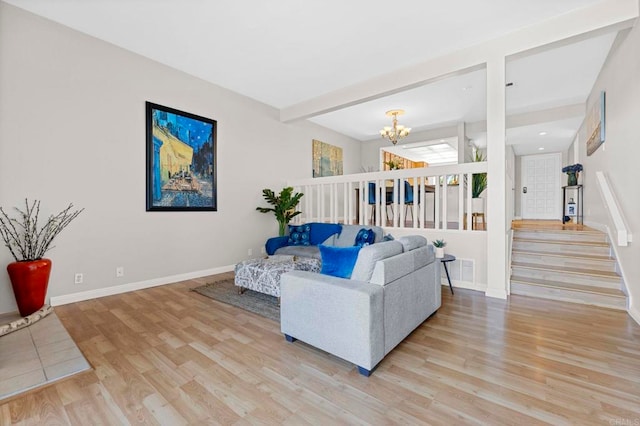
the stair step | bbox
[511,249,613,262]
[511,262,621,289]
[513,229,608,243]
[510,276,626,310]
[511,262,620,280]
[513,237,609,247]
[511,250,616,272]
[512,238,610,256]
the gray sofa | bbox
[273,224,384,259]
[280,235,441,376]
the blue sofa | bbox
[265,223,384,259]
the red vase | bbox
[7,259,52,317]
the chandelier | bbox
[379,109,411,145]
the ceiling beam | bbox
[280,0,638,123]
[361,103,586,144]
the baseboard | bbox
[584,220,606,233]
[441,280,486,293]
[50,264,235,306]
[628,303,640,326]
[485,288,508,299]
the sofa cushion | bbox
[397,235,427,252]
[319,245,361,279]
[354,228,375,247]
[275,245,321,259]
[370,246,432,285]
[288,224,311,246]
[350,241,403,282]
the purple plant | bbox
[562,163,583,173]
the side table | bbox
[440,254,455,294]
[562,184,583,224]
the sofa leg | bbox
[284,334,296,343]
[238,287,246,295]
[357,366,372,377]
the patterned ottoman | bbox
[234,255,321,298]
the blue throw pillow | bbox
[354,228,375,247]
[319,245,361,279]
[288,224,311,246]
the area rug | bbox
[191,278,280,322]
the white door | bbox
[521,153,561,220]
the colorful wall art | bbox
[312,139,343,177]
[585,91,606,156]
[146,102,217,211]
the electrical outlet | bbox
[261,247,266,254]
[116,267,124,277]
[74,273,83,284]
[248,248,253,256]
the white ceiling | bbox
[310,31,616,156]
[309,69,488,141]
[4,0,618,157]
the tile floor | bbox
[0,312,91,401]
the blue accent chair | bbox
[403,180,415,221]
[367,182,394,223]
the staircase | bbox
[510,227,627,310]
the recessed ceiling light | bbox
[539,131,547,136]
[538,147,545,150]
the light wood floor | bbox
[2,271,640,425]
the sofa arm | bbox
[280,270,385,371]
[265,236,289,255]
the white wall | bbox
[580,23,640,318]
[0,4,361,314]
[385,227,487,292]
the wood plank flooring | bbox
[2,271,640,425]
[511,219,592,232]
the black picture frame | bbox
[146,102,217,211]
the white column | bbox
[486,55,508,299]
[457,122,467,164]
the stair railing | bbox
[286,162,487,232]
[595,171,632,246]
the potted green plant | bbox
[433,239,446,258]
[0,199,83,316]
[384,158,404,170]
[472,150,487,213]
[256,187,304,237]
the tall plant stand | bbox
[562,184,583,225]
